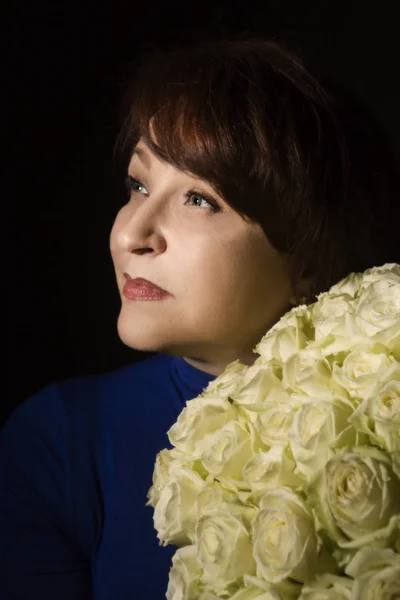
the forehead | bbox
[131,144,153,169]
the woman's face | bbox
[110,137,296,376]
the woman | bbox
[1,35,398,599]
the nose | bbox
[114,197,168,256]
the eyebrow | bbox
[132,146,151,169]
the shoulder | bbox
[57,352,171,403]
[3,353,164,427]
[0,382,71,544]
[0,353,174,556]
[2,353,172,452]
[1,352,173,469]
[54,352,173,428]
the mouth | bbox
[123,273,170,294]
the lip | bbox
[123,273,169,293]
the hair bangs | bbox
[116,44,279,222]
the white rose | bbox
[354,279,400,360]
[199,420,256,484]
[324,271,364,298]
[202,359,248,399]
[310,264,400,359]
[195,481,238,521]
[243,574,302,599]
[312,293,357,340]
[229,585,292,600]
[153,465,206,545]
[358,263,400,291]
[308,446,400,551]
[230,587,279,600]
[230,363,283,407]
[374,320,400,361]
[354,278,400,337]
[166,545,203,600]
[249,390,300,448]
[254,305,313,363]
[289,396,365,481]
[331,351,395,401]
[243,445,303,492]
[297,573,353,599]
[316,263,399,303]
[282,347,333,400]
[345,548,400,599]
[311,294,367,357]
[231,370,297,418]
[349,363,400,453]
[195,507,257,592]
[168,395,236,457]
[147,447,195,507]
[251,487,333,583]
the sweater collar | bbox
[169,355,217,405]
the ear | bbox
[288,276,314,306]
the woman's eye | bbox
[183,190,220,214]
[123,175,221,214]
[124,175,147,197]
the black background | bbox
[5,0,400,428]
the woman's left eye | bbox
[183,190,221,214]
[123,175,221,214]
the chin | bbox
[117,319,156,352]
[116,313,171,354]
[115,306,209,357]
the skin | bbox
[110,134,309,377]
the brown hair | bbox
[115,34,399,305]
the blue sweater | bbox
[0,353,216,599]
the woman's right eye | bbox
[124,175,147,197]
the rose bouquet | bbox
[147,263,400,599]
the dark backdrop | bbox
[5,0,400,428]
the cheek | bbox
[192,241,290,319]
[182,246,259,315]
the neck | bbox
[181,352,260,377]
